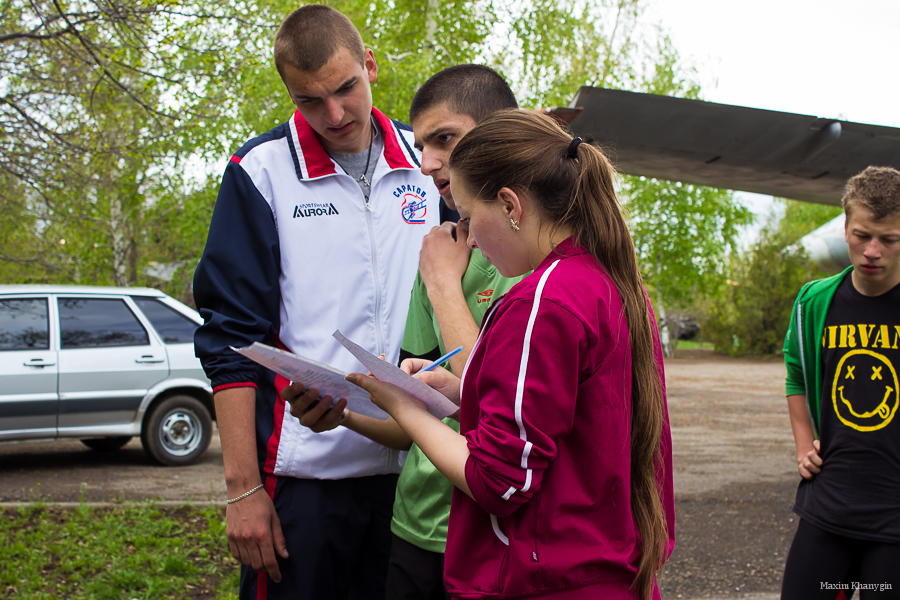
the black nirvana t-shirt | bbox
[794,275,900,542]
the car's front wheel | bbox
[141,395,212,466]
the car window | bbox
[0,298,49,351]
[58,298,149,348]
[132,297,198,344]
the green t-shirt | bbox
[392,249,526,552]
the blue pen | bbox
[421,345,464,372]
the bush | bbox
[703,230,816,357]
[702,199,842,357]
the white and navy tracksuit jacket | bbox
[193,108,440,480]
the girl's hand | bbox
[399,358,462,405]
[346,373,426,418]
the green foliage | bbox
[363,0,493,120]
[485,0,685,109]
[0,503,238,599]
[626,177,754,309]
[1,0,264,290]
[0,176,46,283]
[140,176,221,305]
[775,198,844,246]
[615,33,752,351]
[2,0,733,304]
[703,208,821,357]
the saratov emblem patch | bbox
[395,184,428,224]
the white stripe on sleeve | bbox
[506,259,560,500]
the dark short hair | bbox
[409,64,518,125]
[842,166,900,220]
[274,5,365,76]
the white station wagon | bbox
[0,285,214,465]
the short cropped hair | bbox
[409,64,518,125]
[274,5,365,76]
[842,166,900,220]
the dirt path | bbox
[667,351,797,496]
[659,349,798,599]
[0,430,226,503]
[0,349,801,599]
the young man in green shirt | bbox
[285,65,522,599]
[781,166,900,598]
[387,65,523,600]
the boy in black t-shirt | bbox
[782,166,900,599]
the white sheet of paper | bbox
[231,343,388,419]
[332,330,459,419]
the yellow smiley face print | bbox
[832,349,899,432]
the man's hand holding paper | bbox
[235,336,458,426]
[232,342,388,419]
[282,382,347,433]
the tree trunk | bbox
[110,194,128,287]
[424,0,439,64]
[656,253,672,357]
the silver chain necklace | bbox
[358,118,375,189]
[326,116,377,192]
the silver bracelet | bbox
[227,484,265,505]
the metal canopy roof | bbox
[566,87,900,206]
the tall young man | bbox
[781,166,900,599]
[192,6,439,599]
[286,65,523,599]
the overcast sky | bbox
[646,0,899,127]
[643,0,899,240]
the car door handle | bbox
[24,359,55,367]
[135,356,165,364]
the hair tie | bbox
[567,137,583,159]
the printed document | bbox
[231,343,388,419]
[333,330,459,419]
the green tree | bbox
[3,0,721,306]
[612,38,753,355]
[704,236,814,357]
[777,198,844,245]
[487,0,648,108]
[702,200,835,357]
[0,174,48,282]
[0,0,264,288]
[626,177,753,354]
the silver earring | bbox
[509,218,520,231]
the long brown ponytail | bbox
[449,109,668,600]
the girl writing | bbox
[347,109,675,599]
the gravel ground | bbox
[659,349,797,600]
[0,348,800,600]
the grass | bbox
[675,340,714,350]
[0,500,240,599]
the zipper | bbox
[796,303,818,437]
[363,180,385,357]
[351,173,390,471]
[330,166,385,358]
